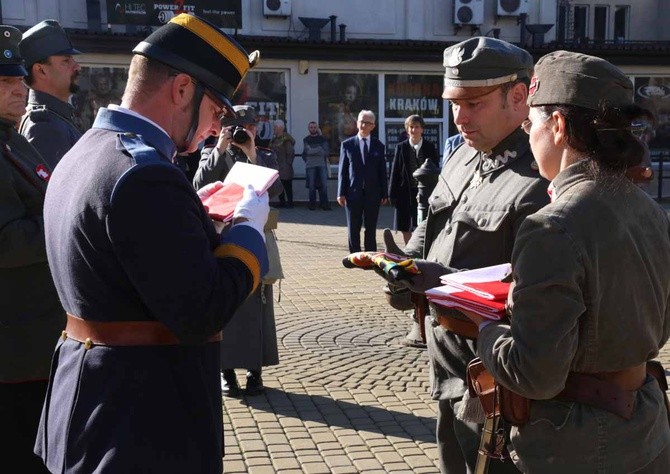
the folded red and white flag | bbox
[439,263,511,300]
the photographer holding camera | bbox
[194,105,282,196]
[193,104,283,396]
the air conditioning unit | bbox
[454,0,484,25]
[264,0,291,18]
[497,0,530,16]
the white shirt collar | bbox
[108,104,171,140]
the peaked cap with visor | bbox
[133,13,259,118]
[442,37,533,101]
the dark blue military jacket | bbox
[35,107,267,474]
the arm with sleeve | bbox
[107,163,267,344]
[0,159,48,268]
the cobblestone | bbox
[222,204,670,473]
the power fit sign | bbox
[107,1,242,28]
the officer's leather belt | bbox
[556,363,648,420]
[63,313,222,347]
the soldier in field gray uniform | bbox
[381,37,550,473]
[18,20,82,168]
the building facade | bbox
[3,0,670,193]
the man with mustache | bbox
[18,20,82,168]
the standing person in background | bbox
[35,14,268,473]
[0,25,64,474]
[337,110,388,252]
[303,120,331,210]
[271,119,295,208]
[440,132,464,168]
[194,104,282,397]
[464,50,670,473]
[388,114,439,244]
[18,20,82,168]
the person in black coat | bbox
[388,115,439,243]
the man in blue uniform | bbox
[35,14,267,474]
[18,20,82,168]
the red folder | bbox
[201,183,245,222]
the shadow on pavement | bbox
[241,388,435,443]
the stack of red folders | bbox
[425,263,511,321]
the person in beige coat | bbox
[465,51,670,473]
[270,119,295,208]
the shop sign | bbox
[385,75,443,119]
[107,1,242,28]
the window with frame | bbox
[614,5,629,42]
[574,5,589,41]
[593,5,608,41]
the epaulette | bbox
[26,105,50,123]
[118,132,162,165]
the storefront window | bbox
[385,122,442,158]
[233,71,288,147]
[634,77,670,148]
[318,73,379,154]
[384,74,444,156]
[72,67,128,132]
[384,74,443,119]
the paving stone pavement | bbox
[221,203,670,474]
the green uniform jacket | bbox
[404,128,550,400]
[478,160,670,473]
[0,120,65,382]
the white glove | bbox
[232,184,269,239]
[196,181,224,201]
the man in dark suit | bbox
[337,110,388,252]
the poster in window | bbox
[232,71,288,147]
[72,67,128,132]
[634,77,670,148]
[384,74,443,119]
[385,122,442,157]
[318,73,379,155]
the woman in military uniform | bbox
[466,51,670,472]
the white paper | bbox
[222,161,279,195]
[440,263,511,285]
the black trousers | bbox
[0,380,50,473]
[344,193,381,253]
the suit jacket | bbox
[337,135,387,203]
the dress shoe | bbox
[245,370,265,395]
[220,369,241,397]
[308,204,316,210]
[321,204,332,211]
[287,203,294,208]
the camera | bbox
[232,126,249,144]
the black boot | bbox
[221,369,241,397]
[245,370,265,395]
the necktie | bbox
[362,138,369,164]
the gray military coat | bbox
[404,128,550,400]
[194,145,282,370]
[0,120,65,382]
[478,160,670,473]
[19,89,82,169]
